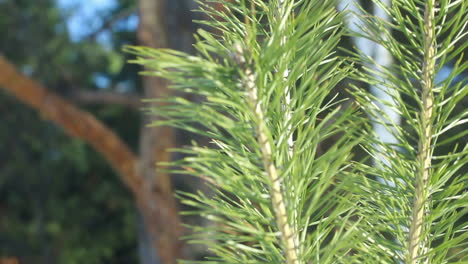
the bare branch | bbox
[69,90,142,109]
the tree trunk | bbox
[136,0,184,263]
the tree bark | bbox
[136,0,184,264]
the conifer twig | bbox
[278,0,294,158]
[233,43,300,264]
[407,1,436,262]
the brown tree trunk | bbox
[136,0,184,264]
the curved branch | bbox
[0,55,142,197]
[69,90,142,109]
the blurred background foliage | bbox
[0,0,141,263]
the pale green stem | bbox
[233,43,300,264]
[279,0,293,159]
[277,0,298,251]
[407,1,436,263]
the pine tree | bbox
[126,0,467,263]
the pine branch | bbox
[351,0,467,262]
[233,42,299,264]
[127,1,369,263]
[407,1,436,262]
